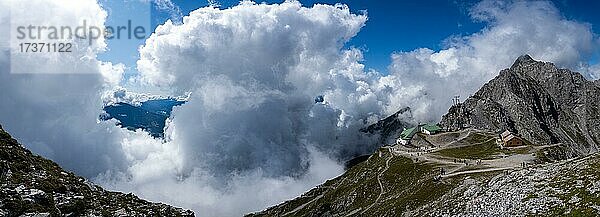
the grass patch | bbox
[435,139,501,160]
[465,132,493,144]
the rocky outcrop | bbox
[360,107,414,144]
[440,55,600,156]
[0,124,194,216]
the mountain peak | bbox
[441,57,600,157]
[517,54,534,62]
[511,54,536,68]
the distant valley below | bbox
[100,99,186,138]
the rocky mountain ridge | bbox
[440,55,600,157]
[0,124,194,216]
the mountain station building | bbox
[501,130,524,147]
[396,123,443,145]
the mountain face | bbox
[0,124,194,216]
[360,107,414,144]
[440,55,600,157]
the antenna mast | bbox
[452,95,460,106]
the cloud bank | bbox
[102,86,190,106]
[136,1,383,169]
[113,2,385,215]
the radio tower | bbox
[452,95,460,106]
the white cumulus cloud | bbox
[108,1,384,215]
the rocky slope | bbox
[0,124,194,216]
[248,145,600,217]
[440,55,600,156]
[419,153,600,216]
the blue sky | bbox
[99,0,600,82]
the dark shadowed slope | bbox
[360,107,414,145]
[0,124,194,216]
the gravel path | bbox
[361,148,393,215]
[442,167,513,178]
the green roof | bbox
[400,127,418,140]
[422,124,442,132]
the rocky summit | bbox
[0,124,194,217]
[248,56,600,217]
[440,55,600,157]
